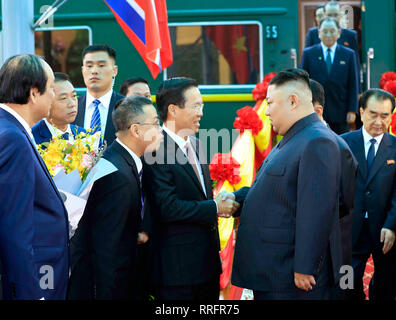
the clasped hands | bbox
[214,191,240,218]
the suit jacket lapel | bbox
[190,137,212,199]
[104,92,118,143]
[75,94,86,128]
[366,133,392,185]
[315,45,328,78]
[350,130,368,180]
[39,120,51,140]
[164,132,207,198]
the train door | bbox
[298,1,362,73]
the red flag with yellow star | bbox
[205,25,257,84]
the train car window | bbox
[34,26,92,88]
[166,22,262,86]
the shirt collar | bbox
[44,118,72,137]
[162,124,191,151]
[320,41,337,55]
[86,89,113,109]
[116,138,142,173]
[362,126,384,146]
[0,103,34,139]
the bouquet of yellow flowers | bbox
[37,131,118,238]
[37,131,102,182]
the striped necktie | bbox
[90,99,101,134]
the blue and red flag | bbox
[104,0,173,79]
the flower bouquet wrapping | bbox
[37,131,118,237]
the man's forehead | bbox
[83,51,113,62]
[367,97,393,113]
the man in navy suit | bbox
[341,89,396,300]
[301,17,359,134]
[305,2,358,52]
[231,69,343,300]
[73,44,124,146]
[0,54,69,300]
[33,72,85,146]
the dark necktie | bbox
[61,132,69,140]
[367,138,376,173]
[325,48,332,75]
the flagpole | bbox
[1,0,34,64]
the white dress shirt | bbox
[162,125,208,197]
[320,41,337,63]
[83,89,113,138]
[362,126,383,158]
[0,103,35,142]
[44,119,74,142]
[116,138,142,174]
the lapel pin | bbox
[387,159,395,165]
[340,61,346,65]
[318,56,322,60]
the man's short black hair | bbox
[269,68,311,90]
[309,79,325,107]
[120,77,150,96]
[0,54,48,105]
[319,17,341,29]
[82,44,117,62]
[54,72,71,83]
[359,88,395,113]
[112,96,153,132]
[156,77,198,122]
[315,5,325,15]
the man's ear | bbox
[129,123,140,138]
[113,65,118,78]
[289,94,299,109]
[29,87,40,104]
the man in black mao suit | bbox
[341,89,396,300]
[73,44,124,146]
[143,77,239,300]
[310,78,358,272]
[68,96,163,299]
[301,18,359,134]
[231,69,343,300]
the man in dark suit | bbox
[143,77,239,300]
[305,2,358,52]
[231,69,343,300]
[0,54,69,300]
[73,44,124,146]
[68,96,163,299]
[33,72,85,146]
[341,89,396,300]
[301,17,359,134]
[310,79,358,272]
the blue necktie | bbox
[325,48,332,75]
[90,99,101,134]
[367,138,376,173]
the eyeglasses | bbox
[129,121,162,129]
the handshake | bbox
[214,191,240,218]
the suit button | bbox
[366,191,370,195]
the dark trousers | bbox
[155,277,220,300]
[349,219,396,300]
[253,286,335,300]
